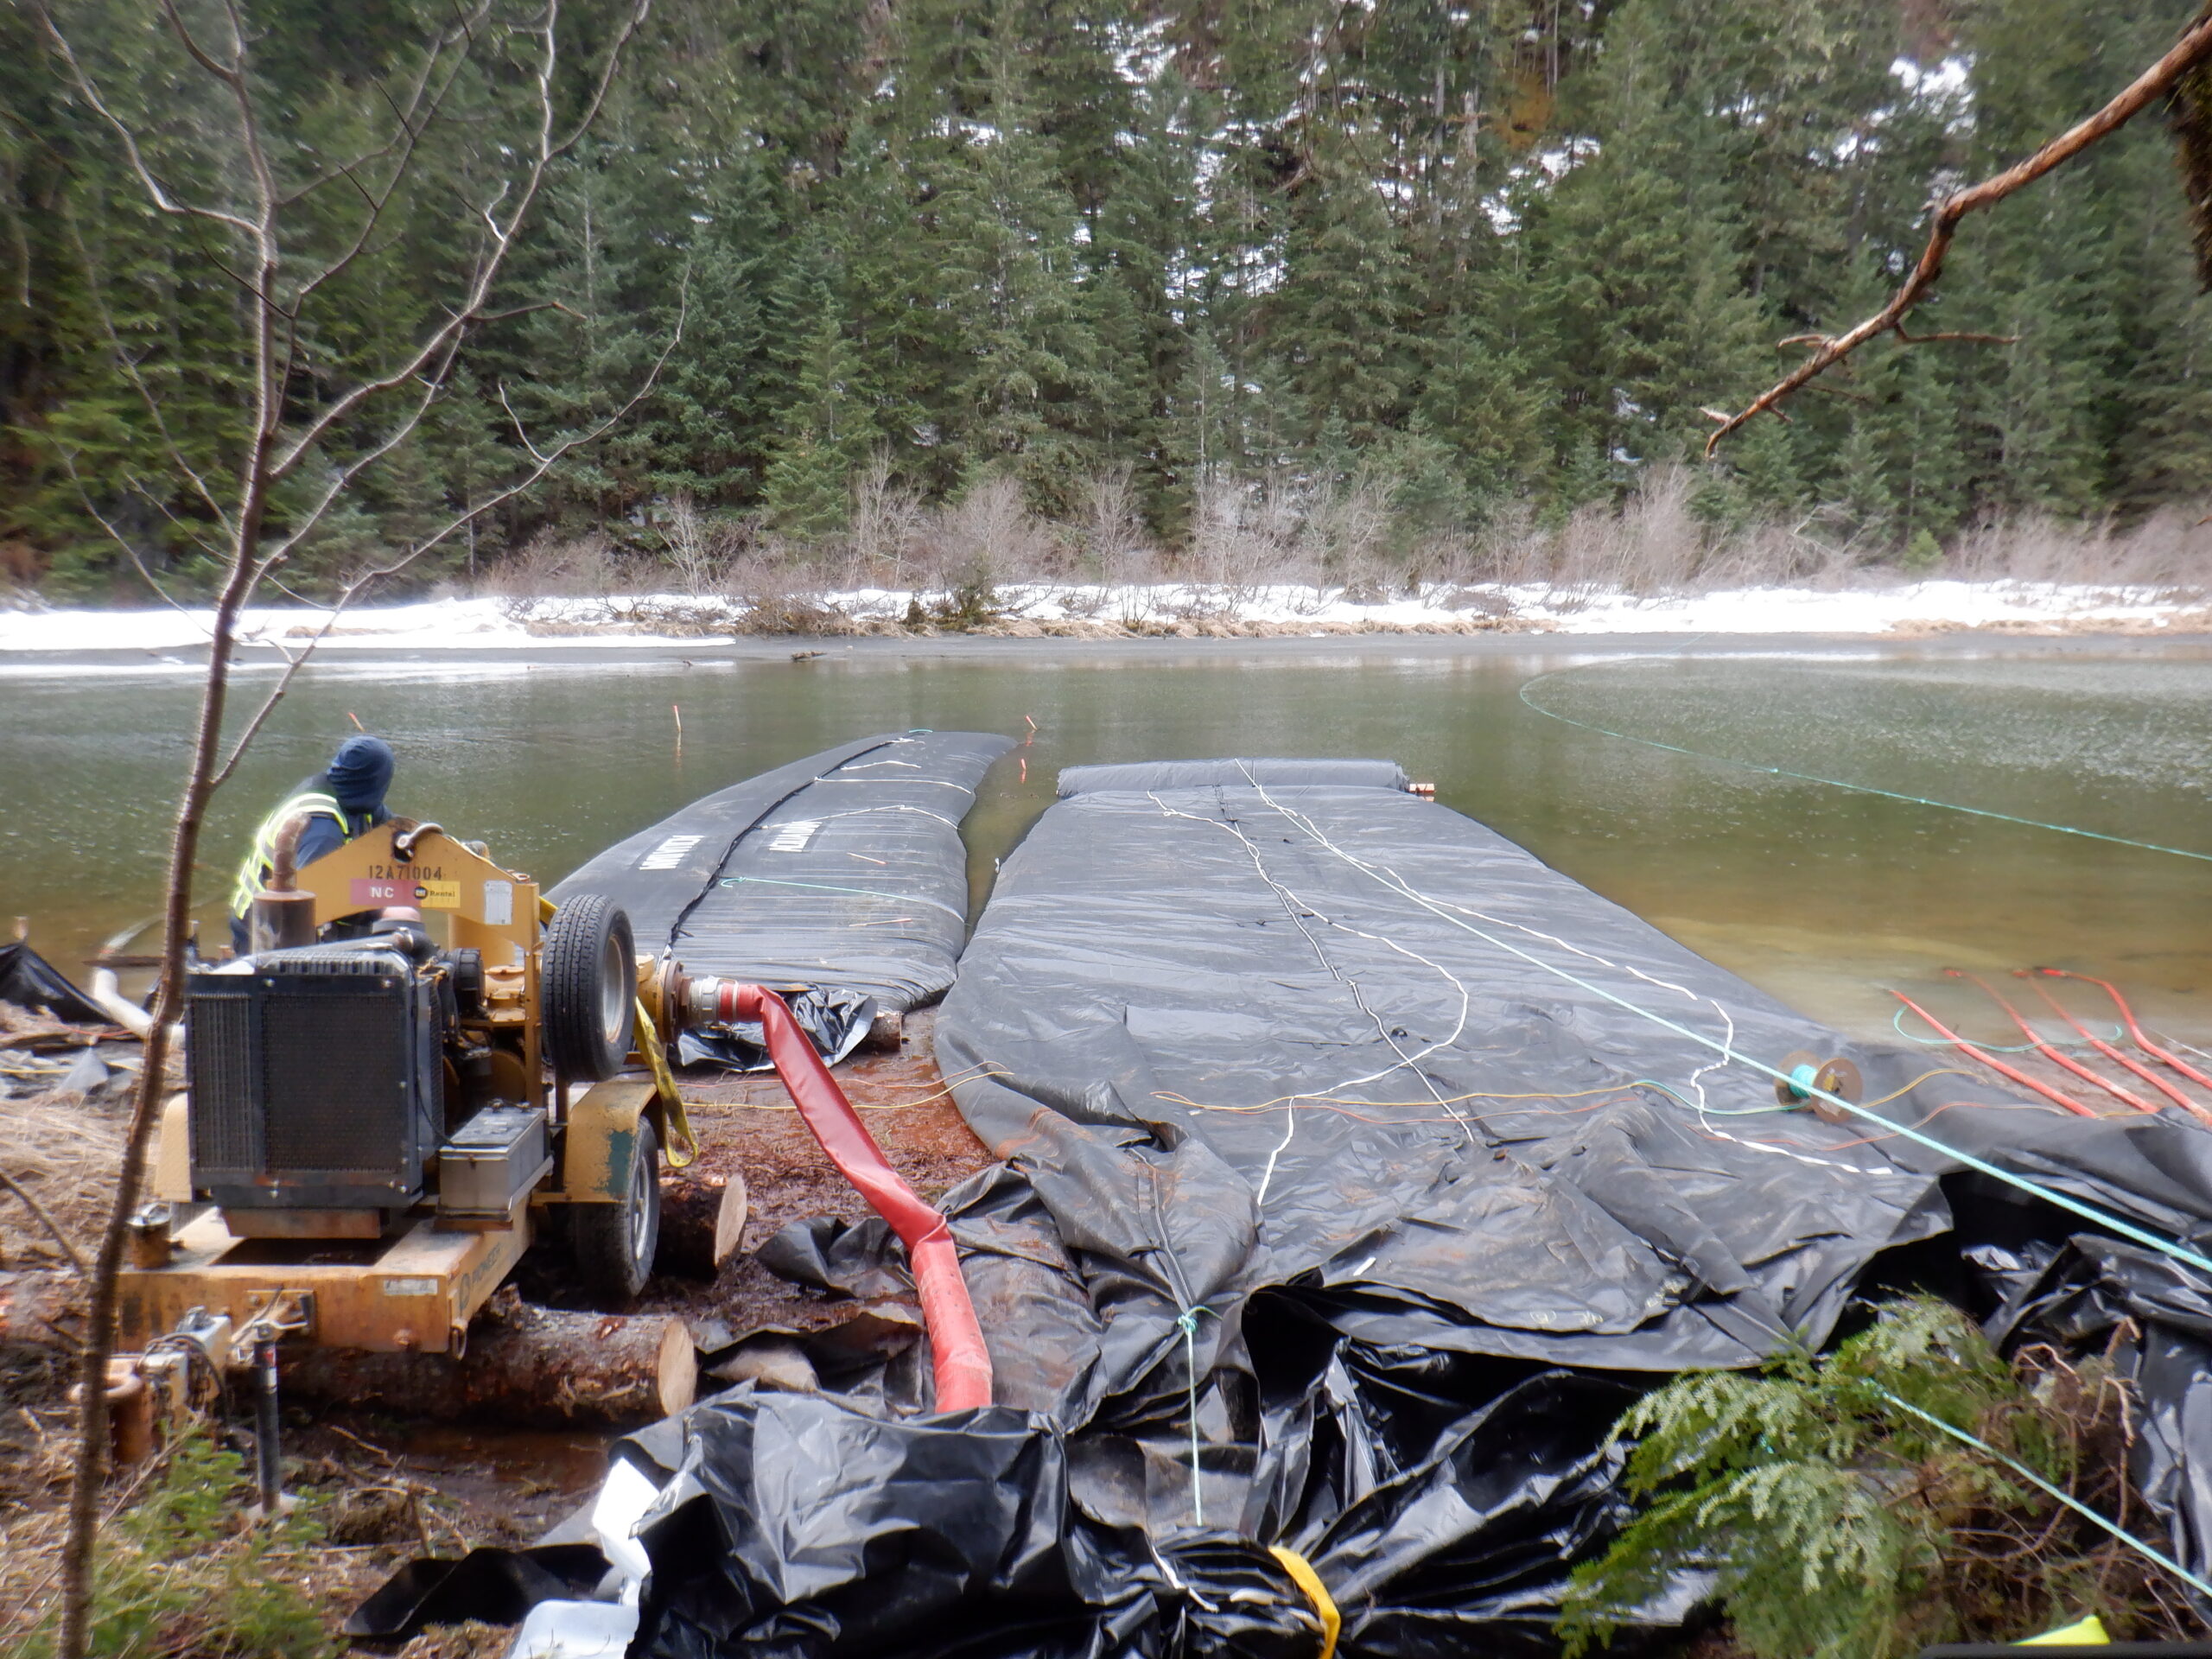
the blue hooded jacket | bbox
[324,734,396,812]
[294,735,397,865]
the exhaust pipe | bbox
[249,812,321,954]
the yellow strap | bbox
[2018,1614,2108,1646]
[1267,1547,1340,1659]
[633,1000,698,1169]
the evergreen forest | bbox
[4,0,2209,598]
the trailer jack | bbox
[233,1289,314,1521]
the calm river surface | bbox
[4,635,2209,1044]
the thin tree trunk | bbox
[56,503,264,1653]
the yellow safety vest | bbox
[229,789,353,918]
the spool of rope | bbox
[1773,1052,1861,1123]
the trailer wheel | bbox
[573,1119,661,1303]
[543,893,635,1082]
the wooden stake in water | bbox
[672,702,683,760]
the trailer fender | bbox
[558,1079,658,1204]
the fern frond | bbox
[1618,1371,1839,1495]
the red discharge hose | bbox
[2015,972,2212,1124]
[1891,991,2096,1116]
[2035,968,2212,1094]
[715,983,993,1412]
[1944,969,2157,1114]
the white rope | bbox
[1230,772,2212,1281]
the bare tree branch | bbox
[1707,8,2212,455]
[52,450,209,621]
[33,5,259,237]
[287,12,493,308]
[276,3,490,208]
[211,318,683,790]
[270,0,652,480]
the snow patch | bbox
[0,579,2199,660]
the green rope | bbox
[1517,671,2212,864]
[1877,1389,2212,1602]
[1891,1004,2123,1053]
[1633,1078,1789,1116]
[1177,1305,1214,1526]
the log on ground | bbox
[654,1172,747,1281]
[283,1303,696,1427]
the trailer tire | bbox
[573,1119,661,1303]
[543,893,635,1082]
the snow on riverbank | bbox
[0,578,2201,655]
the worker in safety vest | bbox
[229,734,398,949]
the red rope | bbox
[2035,968,2212,1093]
[1890,991,2096,1116]
[1946,970,2157,1114]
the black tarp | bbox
[605,760,2212,1653]
[550,731,1012,1065]
[0,942,108,1024]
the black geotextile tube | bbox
[621,760,2212,1654]
[550,730,1013,1067]
[1056,759,1411,798]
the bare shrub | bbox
[849,450,924,583]
[1552,466,1701,594]
[660,492,744,597]
[1081,467,1159,583]
[1694,512,1863,591]
[1453,502,1554,588]
[1182,475,1305,610]
[480,530,629,603]
[1948,505,2211,592]
[720,543,846,633]
[1298,472,1396,596]
[912,473,1056,592]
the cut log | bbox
[1,1270,695,1426]
[654,1171,747,1281]
[282,1303,696,1427]
[0,1268,83,1351]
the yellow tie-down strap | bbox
[1268,1546,1340,1659]
[634,1001,698,1169]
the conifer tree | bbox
[1268,149,1417,448]
[927,40,1106,508]
[1834,414,1897,550]
[761,294,880,538]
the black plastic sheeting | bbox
[0,943,108,1024]
[610,760,2212,1657]
[623,1375,1682,1659]
[550,731,1011,1066]
[384,755,2212,1659]
[344,1545,611,1641]
[1057,760,1412,798]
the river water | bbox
[3,636,2208,1045]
